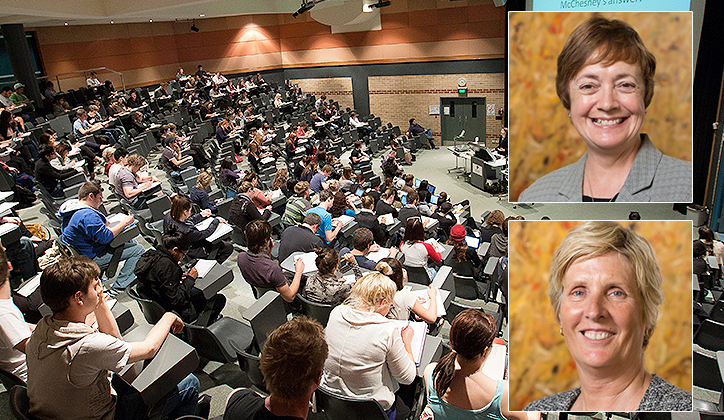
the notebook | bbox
[391,320,427,365]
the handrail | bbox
[37,67,126,93]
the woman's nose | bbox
[584,294,607,320]
[597,87,619,112]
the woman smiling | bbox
[524,221,691,411]
[518,16,691,202]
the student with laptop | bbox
[446,224,482,279]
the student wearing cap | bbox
[446,224,482,279]
[10,83,34,112]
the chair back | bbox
[9,385,35,420]
[452,274,482,300]
[315,386,388,420]
[693,350,724,391]
[0,368,25,390]
[296,293,333,327]
[446,301,503,334]
[243,291,287,350]
[695,319,724,351]
[147,195,171,222]
[229,341,267,393]
[403,265,431,285]
[126,285,166,325]
[185,323,233,363]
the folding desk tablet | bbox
[192,260,234,299]
[243,291,287,350]
[119,324,199,406]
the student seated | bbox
[0,246,32,382]
[228,181,271,242]
[35,145,84,198]
[398,217,441,278]
[237,220,304,303]
[224,317,327,419]
[135,226,226,327]
[190,171,220,215]
[278,213,325,263]
[59,182,145,294]
[26,256,201,419]
[114,154,157,209]
[339,227,394,271]
[355,196,388,246]
[446,224,482,279]
[307,190,342,245]
[423,310,527,420]
[164,195,233,264]
[281,181,312,227]
[322,272,416,419]
[376,257,439,324]
[302,248,361,306]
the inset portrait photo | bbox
[508,220,692,411]
[508,12,693,203]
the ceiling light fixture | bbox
[190,19,199,32]
[149,19,153,22]
[363,4,373,12]
[64,22,68,26]
[199,14,205,17]
[110,20,114,24]
[292,0,325,18]
[369,0,391,8]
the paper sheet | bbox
[294,252,319,274]
[378,214,395,225]
[424,238,445,254]
[391,320,427,365]
[410,286,446,317]
[17,273,41,297]
[193,260,216,278]
[366,248,391,263]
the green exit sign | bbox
[458,88,467,94]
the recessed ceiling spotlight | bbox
[199,14,205,17]
[64,22,68,26]
[110,20,114,24]
[149,19,153,22]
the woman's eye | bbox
[579,84,596,92]
[618,82,637,92]
[571,290,585,297]
[610,290,625,297]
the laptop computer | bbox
[465,235,480,250]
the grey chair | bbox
[403,265,431,285]
[452,274,486,300]
[185,317,255,364]
[296,293,333,328]
[9,385,34,420]
[230,340,267,394]
[126,285,166,325]
[695,319,724,351]
[315,385,388,420]
[446,300,503,335]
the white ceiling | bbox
[0,0,381,28]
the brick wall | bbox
[289,77,354,112]
[368,73,504,145]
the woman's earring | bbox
[559,328,563,336]
[567,113,571,118]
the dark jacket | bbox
[228,193,270,235]
[135,245,198,322]
[35,157,78,193]
[163,212,218,249]
[375,200,398,219]
[190,186,218,214]
[398,205,420,223]
[354,210,387,246]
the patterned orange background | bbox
[508,220,692,411]
[508,12,693,201]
